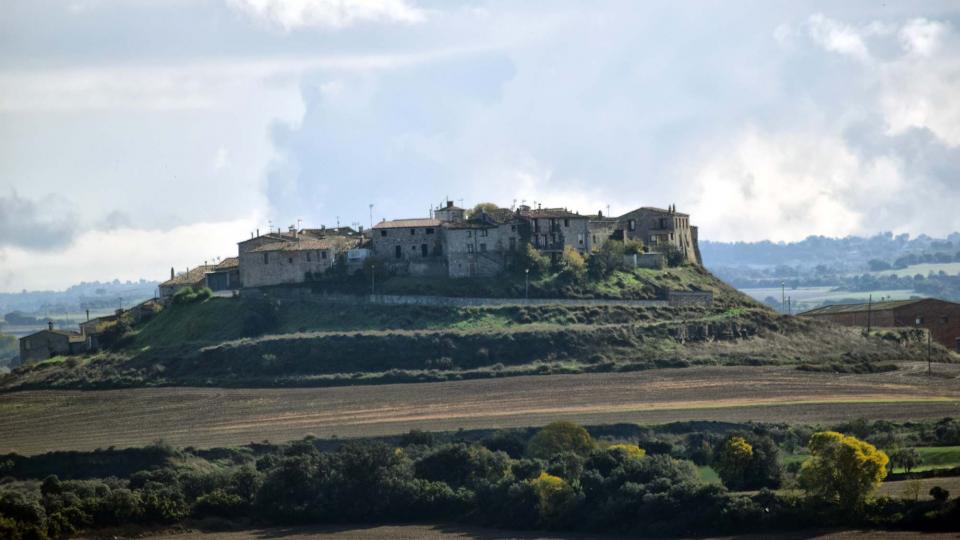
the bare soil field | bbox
[94,524,960,540]
[3,362,960,455]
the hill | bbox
[1,265,949,391]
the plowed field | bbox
[3,362,959,455]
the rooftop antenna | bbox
[607,204,611,217]
[458,198,464,208]
[369,204,374,229]
[267,219,273,232]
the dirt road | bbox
[3,362,959,455]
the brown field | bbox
[3,362,960,455]
[89,524,960,540]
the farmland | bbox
[3,362,960,455]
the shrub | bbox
[607,443,646,460]
[526,422,595,459]
[798,431,889,510]
[930,486,950,503]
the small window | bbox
[380,230,387,237]
[24,341,31,350]
[480,243,487,252]
[263,253,269,264]
[395,245,402,259]
[306,251,312,262]
[321,251,327,259]
[288,257,293,264]
[467,244,474,253]
[426,228,434,234]
[511,224,517,231]
[410,228,416,235]
[467,230,472,238]
[564,218,570,227]
[421,244,428,257]
[578,233,585,245]
[481,229,488,237]
[509,237,516,250]
[629,219,636,231]
[942,316,949,324]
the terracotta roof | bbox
[799,298,949,316]
[250,237,338,253]
[161,265,215,287]
[373,218,441,229]
[214,257,239,270]
[26,329,86,343]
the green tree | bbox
[798,431,889,510]
[713,434,781,490]
[559,246,587,284]
[587,240,626,279]
[889,447,922,473]
[526,421,595,459]
[467,202,502,218]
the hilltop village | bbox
[160,201,702,298]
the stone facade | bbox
[445,217,522,278]
[800,298,960,351]
[434,201,465,223]
[241,236,348,288]
[159,264,215,300]
[371,218,446,276]
[587,215,619,252]
[617,206,701,265]
[520,207,591,257]
[19,323,86,363]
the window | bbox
[467,230,472,238]
[480,243,487,252]
[288,257,293,264]
[511,224,517,231]
[263,253,269,264]
[426,228,434,234]
[578,233,585,245]
[321,251,328,259]
[942,316,949,324]
[306,251,312,262]
[380,230,387,237]
[480,229,488,237]
[411,245,417,251]
[410,228,416,235]
[395,245,402,259]
[628,219,636,231]
[421,244,428,257]
[509,237,516,250]
[467,244,474,253]
[564,218,570,227]
[24,341,31,350]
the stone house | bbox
[445,209,524,278]
[617,206,701,265]
[19,322,87,363]
[519,207,591,259]
[587,213,620,252]
[371,218,447,276]
[159,264,215,300]
[241,236,349,288]
[434,201,466,223]
[204,257,240,292]
[800,298,960,352]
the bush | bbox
[526,422,595,459]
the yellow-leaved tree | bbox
[798,431,889,510]
[607,443,646,460]
[526,421,594,459]
[530,472,575,525]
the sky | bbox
[1,0,959,292]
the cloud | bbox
[227,0,426,29]
[0,218,256,292]
[0,192,78,251]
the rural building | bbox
[371,218,446,276]
[799,298,960,352]
[519,206,591,259]
[204,257,240,292]
[587,212,619,252]
[159,264,215,300]
[434,201,466,223]
[617,206,701,265]
[240,235,353,288]
[19,322,87,363]
[445,209,523,278]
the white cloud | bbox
[227,0,425,29]
[689,127,908,242]
[0,219,258,292]
[805,13,872,62]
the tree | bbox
[467,202,501,218]
[529,472,575,526]
[587,240,626,279]
[889,447,922,473]
[713,435,781,491]
[930,485,950,502]
[798,431,889,510]
[526,421,595,459]
[607,443,646,460]
[559,247,587,284]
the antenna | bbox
[369,204,374,229]
[607,204,611,217]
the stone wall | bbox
[240,248,336,288]
[372,226,444,275]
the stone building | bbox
[159,264,215,300]
[799,298,960,352]
[241,235,350,288]
[617,206,701,265]
[204,257,240,292]
[434,201,466,223]
[19,322,86,363]
[445,209,523,278]
[587,212,620,252]
[371,218,447,276]
[519,207,591,259]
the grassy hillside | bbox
[1,265,951,391]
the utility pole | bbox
[524,268,530,300]
[370,264,376,296]
[928,327,932,377]
[866,294,872,333]
[781,281,785,314]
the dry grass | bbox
[3,362,960,456]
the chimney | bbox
[170,267,175,280]
[48,321,53,331]
[447,201,454,208]
[256,228,260,237]
[86,309,90,322]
